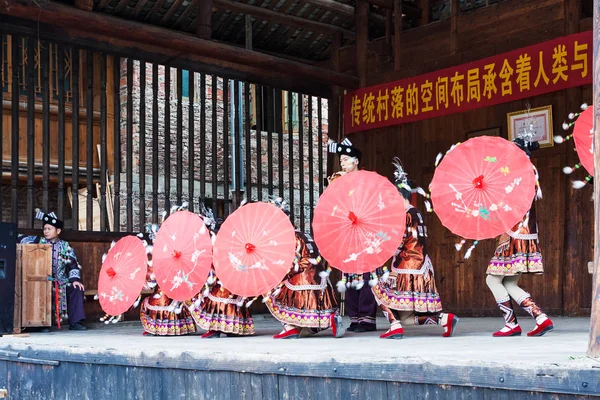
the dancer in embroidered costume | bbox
[263,197,344,339]
[372,160,458,339]
[485,132,554,337]
[326,138,377,332]
[140,207,196,336]
[19,210,87,330]
[186,206,255,338]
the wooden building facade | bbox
[341,0,595,318]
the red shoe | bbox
[493,325,522,337]
[527,318,553,337]
[201,330,221,339]
[442,314,459,337]
[273,328,300,339]
[379,327,404,339]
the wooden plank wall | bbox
[342,0,593,316]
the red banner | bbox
[343,31,592,134]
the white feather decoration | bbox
[110,240,116,249]
[355,280,365,290]
[563,166,574,174]
[336,280,347,293]
[245,298,256,308]
[94,294,99,300]
[434,153,443,167]
[572,180,587,189]
[153,293,162,299]
[137,232,144,238]
[319,270,330,279]
[272,287,281,297]
[536,186,543,200]
[368,277,378,287]
[308,258,319,265]
[416,187,427,197]
[133,296,141,308]
[581,103,589,110]
[101,253,107,263]
[554,135,565,143]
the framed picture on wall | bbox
[507,106,554,148]
[466,127,501,139]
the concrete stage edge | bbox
[0,317,599,399]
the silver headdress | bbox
[392,157,411,191]
[199,203,217,231]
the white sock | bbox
[535,314,548,324]
[500,322,518,332]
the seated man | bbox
[19,210,87,331]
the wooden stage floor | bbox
[0,316,598,399]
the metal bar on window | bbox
[152,62,159,224]
[298,94,304,231]
[176,68,183,206]
[244,82,252,200]
[164,66,171,215]
[278,90,284,198]
[26,37,35,228]
[199,73,206,205]
[112,55,121,232]
[126,57,133,232]
[188,71,195,212]
[138,60,146,231]
[267,87,274,197]
[72,48,80,231]
[211,74,218,216]
[287,91,294,224]
[255,85,262,201]
[86,51,94,231]
[57,45,66,222]
[10,34,19,224]
[99,52,107,231]
[223,78,230,217]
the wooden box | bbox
[14,244,53,333]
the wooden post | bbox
[195,0,212,39]
[450,0,458,54]
[393,0,402,71]
[356,0,369,87]
[420,0,430,26]
[589,0,600,358]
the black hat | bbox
[328,138,362,162]
[35,209,63,229]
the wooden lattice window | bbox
[1,35,75,103]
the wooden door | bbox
[20,244,52,327]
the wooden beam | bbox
[356,0,369,87]
[420,0,429,25]
[144,0,168,22]
[589,0,600,359]
[214,0,355,39]
[393,0,402,71]
[304,0,385,25]
[0,1,357,88]
[327,32,342,177]
[195,0,212,38]
[159,0,185,25]
[74,0,93,12]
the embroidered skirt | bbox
[187,286,254,335]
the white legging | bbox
[485,274,529,302]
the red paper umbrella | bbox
[213,202,296,297]
[429,136,536,240]
[572,106,594,175]
[153,211,213,301]
[312,170,406,274]
[98,236,148,316]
